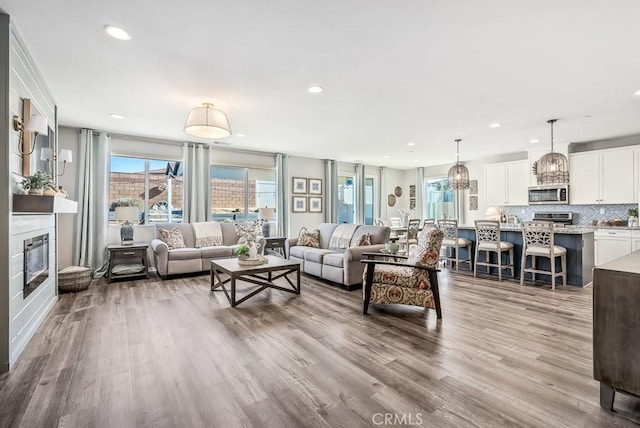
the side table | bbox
[264,237,286,257]
[107,243,149,283]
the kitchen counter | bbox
[456,225,594,286]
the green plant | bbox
[629,208,638,217]
[234,245,249,256]
[20,170,54,190]
[110,198,143,211]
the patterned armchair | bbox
[361,227,445,318]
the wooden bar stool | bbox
[520,221,567,290]
[474,220,514,281]
[438,219,472,272]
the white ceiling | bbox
[2,0,640,169]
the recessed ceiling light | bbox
[407,142,415,146]
[308,86,323,94]
[412,160,419,163]
[104,25,131,40]
[384,155,390,158]
[110,113,125,119]
[583,115,592,118]
[529,139,539,143]
[236,133,246,137]
[635,90,640,96]
[489,122,502,128]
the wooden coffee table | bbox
[210,256,301,307]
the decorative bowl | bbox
[385,243,400,253]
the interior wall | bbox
[57,126,79,268]
[0,13,10,373]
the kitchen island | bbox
[456,225,594,287]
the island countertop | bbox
[458,224,594,235]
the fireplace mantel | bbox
[13,195,78,214]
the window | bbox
[364,177,375,225]
[109,156,183,224]
[211,166,276,225]
[424,177,455,220]
[338,174,355,223]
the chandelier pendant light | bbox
[536,119,569,185]
[448,139,470,190]
[184,102,231,139]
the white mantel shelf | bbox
[13,194,78,214]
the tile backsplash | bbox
[503,204,638,225]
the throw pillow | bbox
[351,233,371,247]
[158,227,186,250]
[298,227,320,248]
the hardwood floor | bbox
[1,268,639,427]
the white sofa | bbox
[286,223,390,290]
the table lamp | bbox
[484,206,501,221]
[258,207,275,237]
[115,206,139,245]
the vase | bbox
[247,241,260,259]
[44,188,57,196]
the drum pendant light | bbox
[536,119,569,185]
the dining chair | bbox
[398,219,421,253]
[423,218,436,228]
[473,220,514,281]
[520,221,567,290]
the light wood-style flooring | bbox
[1,268,640,427]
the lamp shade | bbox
[40,147,53,161]
[484,206,500,220]
[447,164,470,190]
[184,103,231,139]
[536,118,569,185]
[114,206,140,222]
[59,149,73,163]
[258,207,275,220]
[26,114,48,135]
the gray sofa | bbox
[286,223,390,289]
[150,222,265,278]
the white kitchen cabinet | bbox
[484,160,529,207]
[633,231,640,252]
[595,229,632,266]
[570,147,635,204]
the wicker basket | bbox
[58,265,93,293]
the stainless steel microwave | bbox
[528,185,569,205]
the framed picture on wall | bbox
[308,178,322,195]
[308,197,322,212]
[292,177,307,194]
[292,196,307,212]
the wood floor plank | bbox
[1,268,640,427]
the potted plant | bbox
[20,170,55,195]
[628,208,638,228]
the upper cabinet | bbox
[569,146,635,204]
[484,160,529,206]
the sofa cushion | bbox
[200,246,233,259]
[168,248,201,261]
[159,227,186,249]
[351,225,390,246]
[155,223,195,247]
[303,248,336,264]
[323,252,344,268]
[298,228,320,248]
[289,245,309,259]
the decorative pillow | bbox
[351,233,371,247]
[407,227,444,268]
[298,227,320,248]
[158,227,186,250]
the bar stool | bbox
[438,219,472,272]
[520,221,566,290]
[474,220,514,281]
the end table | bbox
[107,243,149,283]
[264,237,286,257]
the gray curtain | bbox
[355,163,365,224]
[379,166,387,223]
[183,143,211,223]
[324,159,338,223]
[74,130,110,277]
[276,153,289,237]
[416,167,425,220]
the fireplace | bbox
[23,233,49,298]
